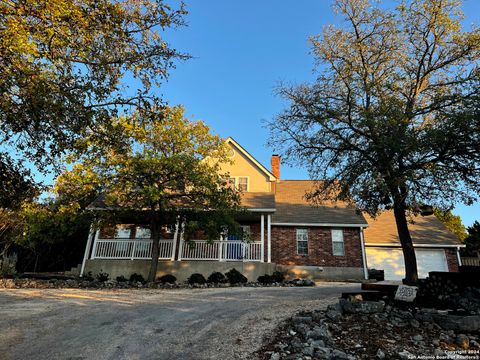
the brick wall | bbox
[445,248,459,272]
[271,226,363,267]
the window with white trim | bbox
[331,229,345,256]
[135,227,151,239]
[296,228,308,255]
[115,225,131,239]
[227,177,236,190]
[238,177,248,192]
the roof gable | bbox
[226,137,277,181]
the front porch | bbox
[80,212,274,277]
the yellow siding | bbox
[218,142,272,192]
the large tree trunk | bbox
[393,202,418,285]
[148,218,161,282]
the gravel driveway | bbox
[0,283,359,360]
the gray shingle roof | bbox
[272,180,367,225]
[364,211,462,246]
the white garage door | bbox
[366,247,448,280]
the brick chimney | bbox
[271,154,280,179]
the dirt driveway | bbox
[0,283,359,360]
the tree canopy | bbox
[433,208,467,242]
[269,0,480,283]
[0,0,188,208]
[65,105,241,281]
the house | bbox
[80,137,463,281]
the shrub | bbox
[158,274,177,284]
[271,271,285,283]
[129,273,145,283]
[96,271,109,282]
[257,274,274,284]
[188,273,206,285]
[225,268,247,284]
[82,271,94,281]
[207,271,227,284]
[116,275,128,282]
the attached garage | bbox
[366,247,448,280]
[363,211,463,281]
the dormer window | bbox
[238,177,248,192]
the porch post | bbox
[171,217,180,261]
[80,222,95,277]
[267,214,271,263]
[260,214,265,262]
[91,228,100,259]
[178,219,185,261]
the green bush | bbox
[207,271,227,283]
[116,275,128,282]
[225,268,247,284]
[158,274,177,284]
[271,271,285,283]
[188,273,206,284]
[82,271,94,281]
[129,273,145,283]
[96,271,109,282]
[257,274,274,284]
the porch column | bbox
[177,219,185,261]
[91,228,100,259]
[171,217,180,261]
[80,222,96,277]
[260,214,265,262]
[267,214,271,263]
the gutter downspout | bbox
[80,221,96,277]
[456,246,462,267]
[359,227,368,280]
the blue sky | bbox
[158,0,480,227]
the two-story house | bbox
[80,137,462,281]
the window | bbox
[238,177,248,192]
[296,229,308,255]
[332,229,345,256]
[115,225,131,239]
[135,227,151,239]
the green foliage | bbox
[129,273,145,284]
[271,271,286,283]
[225,268,247,284]
[116,275,128,283]
[433,209,467,241]
[0,254,17,278]
[188,273,206,285]
[158,274,177,284]
[257,274,274,284]
[0,201,92,273]
[96,271,109,282]
[463,221,480,256]
[269,0,480,284]
[83,272,94,281]
[207,272,227,284]
[67,105,241,282]
[0,0,188,205]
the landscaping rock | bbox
[340,299,385,314]
[375,349,385,359]
[331,349,349,359]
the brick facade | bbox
[271,226,363,267]
[445,248,459,272]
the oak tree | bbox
[68,106,240,281]
[0,0,188,208]
[269,0,480,283]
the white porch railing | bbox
[91,239,173,260]
[180,240,262,262]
